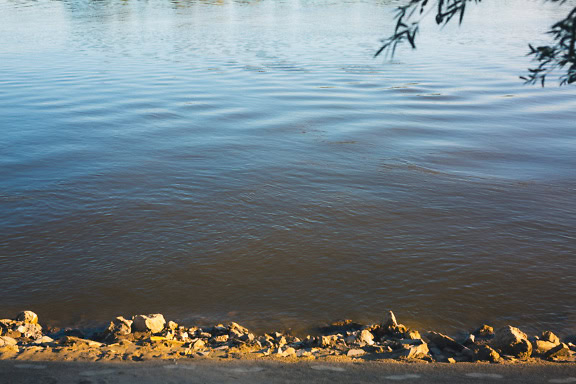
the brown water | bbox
[1,0,575,335]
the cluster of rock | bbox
[1,310,575,363]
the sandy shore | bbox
[1,310,575,366]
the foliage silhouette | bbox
[376,0,576,86]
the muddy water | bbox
[1,0,575,335]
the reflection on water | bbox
[0,0,575,334]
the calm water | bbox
[1,0,575,335]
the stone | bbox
[283,347,297,357]
[447,357,456,364]
[33,336,54,345]
[229,322,249,335]
[319,335,339,348]
[98,316,133,342]
[406,330,422,340]
[60,336,103,348]
[358,329,374,345]
[212,334,229,343]
[425,331,465,352]
[473,325,494,338]
[346,348,365,357]
[276,336,287,348]
[541,331,560,345]
[398,340,429,359]
[16,311,38,324]
[383,311,398,328]
[0,336,17,347]
[132,314,166,334]
[319,320,363,335]
[167,321,178,331]
[534,340,559,355]
[240,333,255,342]
[473,345,500,362]
[16,323,43,340]
[545,343,572,360]
[399,338,423,346]
[345,335,356,345]
[491,326,532,359]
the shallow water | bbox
[1,0,575,335]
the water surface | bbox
[1,0,575,335]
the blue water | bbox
[1,0,575,335]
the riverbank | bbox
[1,311,575,364]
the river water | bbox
[1,0,575,335]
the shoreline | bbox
[1,310,575,365]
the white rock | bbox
[358,329,374,345]
[132,314,166,333]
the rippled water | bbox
[1,0,575,335]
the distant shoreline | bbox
[1,310,575,364]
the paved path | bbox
[1,360,576,384]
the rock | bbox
[60,336,103,348]
[491,326,532,359]
[132,314,166,334]
[16,311,38,324]
[473,345,500,362]
[447,357,456,364]
[283,347,297,357]
[240,333,255,342]
[98,316,133,342]
[167,321,178,331]
[229,322,249,335]
[406,330,421,340]
[545,343,572,360]
[473,325,494,338]
[0,336,17,347]
[398,340,429,359]
[212,334,229,343]
[383,311,398,328]
[319,320,363,335]
[541,331,560,345]
[276,336,287,348]
[358,329,374,345]
[464,334,475,345]
[400,338,423,345]
[346,348,366,357]
[319,335,339,348]
[16,323,43,340]
[425,331,465,352]
[33,336,54,345]
[534,340,559,355]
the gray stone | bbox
[425,331,465,352]
[491,326,532,359]
[132,314,166,334]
